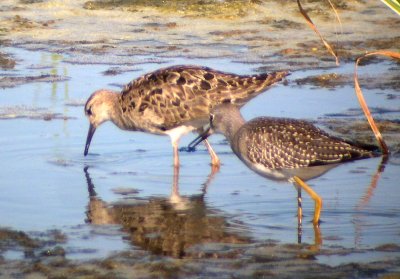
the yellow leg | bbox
[292,176,322,227]
[203,139,221,168]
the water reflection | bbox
[82,154,388,256]
[355,156,388,211]
[83,167,251,258]
[353,156,388,248]
[302,155,387,249]
[258,157,387,249]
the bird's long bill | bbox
[84,124,96,156]
[189,126,212,149]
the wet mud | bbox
[0,74,70,88]
[1,0,399,278]
[1,0,399,71]
[295,70,400,91]
[1,226,400,278]
[0,105,73,120]
[0,52,16,69]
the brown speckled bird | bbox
[84,65,288,167]
[191,103,379,225]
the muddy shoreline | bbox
[1,0,400,278]
[1,0,400,71]
[1,227,400,278]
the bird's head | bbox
[84,89,118,156]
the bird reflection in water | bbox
[83,154,386,254]
[298,156,387,248]
[83,166,251,258]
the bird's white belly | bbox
[251,163,288,180]
[245,160,339,182]
[165,125,196,144]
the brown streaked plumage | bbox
[84,65,288,167]
[191,103,379,226]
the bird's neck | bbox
[106,91,140,131]
[103,90,124,127]
[221,111,245,143]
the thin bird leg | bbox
[172,141,180,168]
[203,139,221,168]
[292,176,322,227]
[296,186,303,244]
[297,186,303,226]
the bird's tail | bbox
[346,139,383,158]
[233,71,289,106]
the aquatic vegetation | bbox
[0,52,15,69]
[295,73,349,89]
[354,51,400,154]
[297,0,340,65]
[83,0,261,18]
[380,0,400,15]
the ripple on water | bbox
[43,141,176,172]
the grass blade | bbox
[297,0,340,65]
[380,0,400,15]
[354,50,400,155]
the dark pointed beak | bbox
[84,124,96,156]
[187,126,212,150]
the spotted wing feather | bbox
[119,65,288,131]
[234,117,374,169]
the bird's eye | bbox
[209,113,215,123]
[86,107,93,116]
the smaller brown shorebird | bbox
[84,65,288,167]
[190,103,379,226]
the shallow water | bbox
[1,47,400,266]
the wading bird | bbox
[189,103,379,226]
[84,65,288,168]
